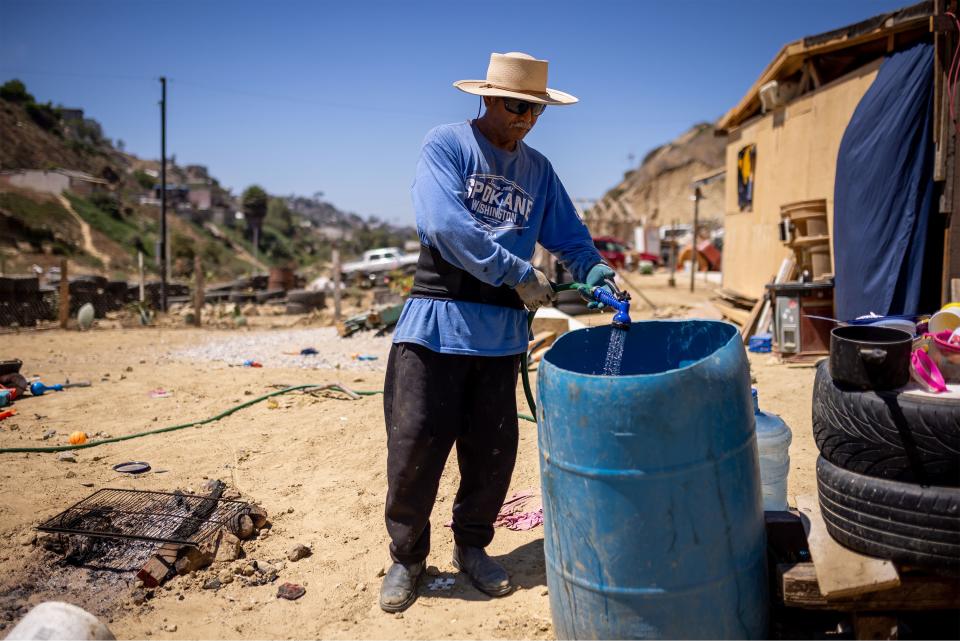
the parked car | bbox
[341,247,418,278]
[592,236,629,269]
[593,236,659,270]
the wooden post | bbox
[332,245,342,322]
[58,258,69,329]
[690,186,701,293]
[668,218,677,287]
[193,256,204,327]
[138,251,145,303]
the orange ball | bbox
[68,431,88,445]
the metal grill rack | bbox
[37,488,249,546]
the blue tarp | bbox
[833,42,935,319]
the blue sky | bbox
[2,0,907,225]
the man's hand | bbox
[515,268,555,310]
[584,263,617,310]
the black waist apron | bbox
[409,244,524,310]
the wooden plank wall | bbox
[721,60,882,299]
[936,0,960,302]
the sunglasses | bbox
[502,97,546,117]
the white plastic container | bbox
[752,388,792,511]
[5,601,114,640]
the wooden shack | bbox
[716,1,957,304]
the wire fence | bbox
[0,273,190,334]
[0,268,330,334]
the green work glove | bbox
[583,263,617,310]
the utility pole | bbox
[159,76,168,312]
[690,185,701,293]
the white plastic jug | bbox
[752,388,792,511]
[5,601,114,640]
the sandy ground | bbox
[0,272,819,639]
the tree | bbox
[241,185,268,256]
[265,197,294,236]
[0,79,33,103]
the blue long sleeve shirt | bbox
[392,121,602,356]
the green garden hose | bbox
[520,282,585,419]
[0,385,381,454]
[0,286,593,455]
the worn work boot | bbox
[452,545,513,597]
[379,561,425,613]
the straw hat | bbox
[453,52,578,105]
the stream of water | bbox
[601,327,628,376]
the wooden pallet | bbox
[766,501,960,640]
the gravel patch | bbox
[172,327,392,370]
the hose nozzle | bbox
[590,281,632,330]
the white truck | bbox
[341,247,419,281]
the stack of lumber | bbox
[711,288,757,327]
[337,302,405,337]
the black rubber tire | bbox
[284,302,310,315]
[816,456,960,569]
[812,361,960,486]
[287,289,325,307]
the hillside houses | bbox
[0,168,108,197]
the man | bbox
[380,51,617,613]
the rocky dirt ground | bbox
[0,272,820,639]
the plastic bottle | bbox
[752,388,792,511]
[5,601,115,640]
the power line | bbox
[0,68,155,82]
[0,68,449,118]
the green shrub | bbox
[0,79,33,103]
[89,192,123,220]
[66,193,141,252]
[133,170,155,191]
[0,192,80,252]
[25,101,61,131]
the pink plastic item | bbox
[911,349,948,393]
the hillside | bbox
[585,122,727,240]
[0,79,415,282]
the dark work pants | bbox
[383,341,520,565]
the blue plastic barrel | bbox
[537,320,768,639]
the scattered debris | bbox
[228,513,256,540]
[214,531,243,563]
[276,582,305,600]
[256,561,279,583]
[337,302,404,338]
[427,578,456,591]
[149,389,171,399]
[494,490,543,531]
[57,452,77,463]
[113,461,151,474]
[287,543,311,562]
